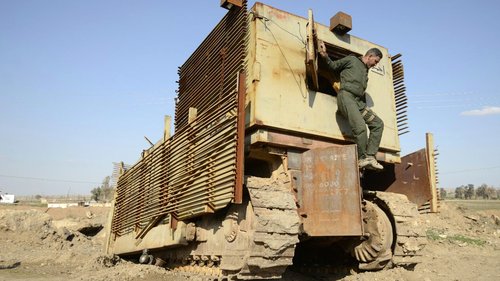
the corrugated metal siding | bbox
[175,5,248,130]
[111,3,247,237]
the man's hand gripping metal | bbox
[318,40,328,58]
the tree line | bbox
[90,176,114,202]
[440,184,500,200]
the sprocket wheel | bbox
[351,201,393,270]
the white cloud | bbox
[460,106,500,116]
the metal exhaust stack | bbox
[220,0,242,10]
[330,12,352,35]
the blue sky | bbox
[1,0,499,196]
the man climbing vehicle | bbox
[318,40,384,170]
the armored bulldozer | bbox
[105,1,437,279]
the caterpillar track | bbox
[347,191,427,270]
[141,187,425,280]
[289,191,426,273]
[370,191,427,267]
[158,176,300,280]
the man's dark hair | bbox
[366,48,383,59]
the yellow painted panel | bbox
[247,3,400,153]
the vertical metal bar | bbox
[164,115,172,141]
[426,132,438,212]
[234,71,245,204]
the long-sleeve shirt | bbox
[323,55,368,98]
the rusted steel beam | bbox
[426,133,438,212]
[391,53,402,60]
[234,71,246,204]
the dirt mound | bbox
[0,208,101,268]
[0,206,186,281]
[0,209,52,233]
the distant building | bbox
[0,194,15,204]
[47,202,79,208]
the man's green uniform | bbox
[323,55,384,160]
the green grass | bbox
[445,200,500,211]
[426,228,445,241]
[426,228,486,246]
[450,234,487,246]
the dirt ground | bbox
[0,200,499,281]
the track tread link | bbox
[373,191,427,266]
[238,176,300,279]
[166,176,300,280]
